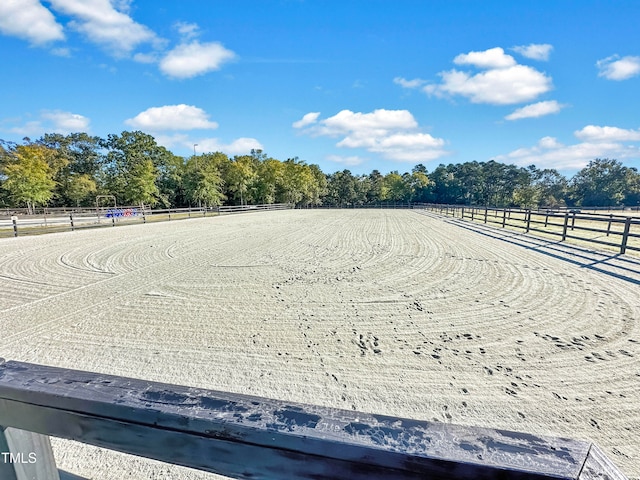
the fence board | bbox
[0,360,627,480]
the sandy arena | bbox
[1,209,639,479]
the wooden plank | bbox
[0,360,597,480]
[1,426,60,480]
[578,445,628,480]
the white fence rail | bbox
[0,204,292,238]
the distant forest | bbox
[1,131,639,212]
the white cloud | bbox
[422,47,553,105]
[537,136,563,149]
[196,137,263,155]
[575,125,640,142]
[505,100,565,120]
[512,44,553,61]
[48,0,160,56]
[41,111,90,132]
[393,77,427,89]
[153,133,262,157]
[8,110,90,136]
[174,21,200,40]
[425,64,552,105]
[494,126,640,170]
[596,55,640,81]
[159,41,236,79]
[454,47,516,69]
[292,112,320,129]
[125,105,218,131]
[298,109,448,163]
[326,155,366,166]
[132,52,158,64]
[0,0,64,45]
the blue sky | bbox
[1,0,639,176]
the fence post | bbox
[606,214,613,236]
[526,210,531,233]
[562,213,569,241]
[571,212,576,231]
[0,426,60,480]
[12,217,18,237]
[69,213,74,232]
[461,207,465,219]
[620,217,632,254]
[484,207,488,224]
[502,209,507,228]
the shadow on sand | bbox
[432,213,640,286]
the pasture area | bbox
[1,209,639,480]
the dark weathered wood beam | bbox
[0,360,628,479]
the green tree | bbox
[367,170,388,203]
[254,158,283,204]
[1,145,56,213]
[67,173,98,207]
[384,171,409,202]
[184,152,227,207]
[101,131,170,206]
[36,133,103,206]
[226,155,256,205]
[570,158,635,206]
[326,170,358,206]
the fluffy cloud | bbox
[575,125,640,142]
[453,47,516,68]
[0,0,64,45]
[512,44,553,61]
[48,0,160,56]
[596,55,640,81]
[159,41,236,79]
[196,137,263,155]
[418,47,552,105]
[505,100,565,120]
[8,110,90,136]
[41,111,90,132]
[292,112,320,129]
[125,105,219,131]
[494,125,640,170]
[156,134,262,156]
[294,109,448,163]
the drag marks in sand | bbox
[0,209,639,480]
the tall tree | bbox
[101,131,170,206]
[570,158,635,206]
[183,152,227,207]
[37,133,103,206]
[1,145,56,213]
[227,155,256,205]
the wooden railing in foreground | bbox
[416,204,640,255]
[0,359,627,480]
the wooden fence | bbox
[0,203,292,238]
[0,359,627,480]
[416,204,640,255]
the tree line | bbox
[1,131,639,211]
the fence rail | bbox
[0,203,292,238]
[416,204,640,255]
[0,359,627,480]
